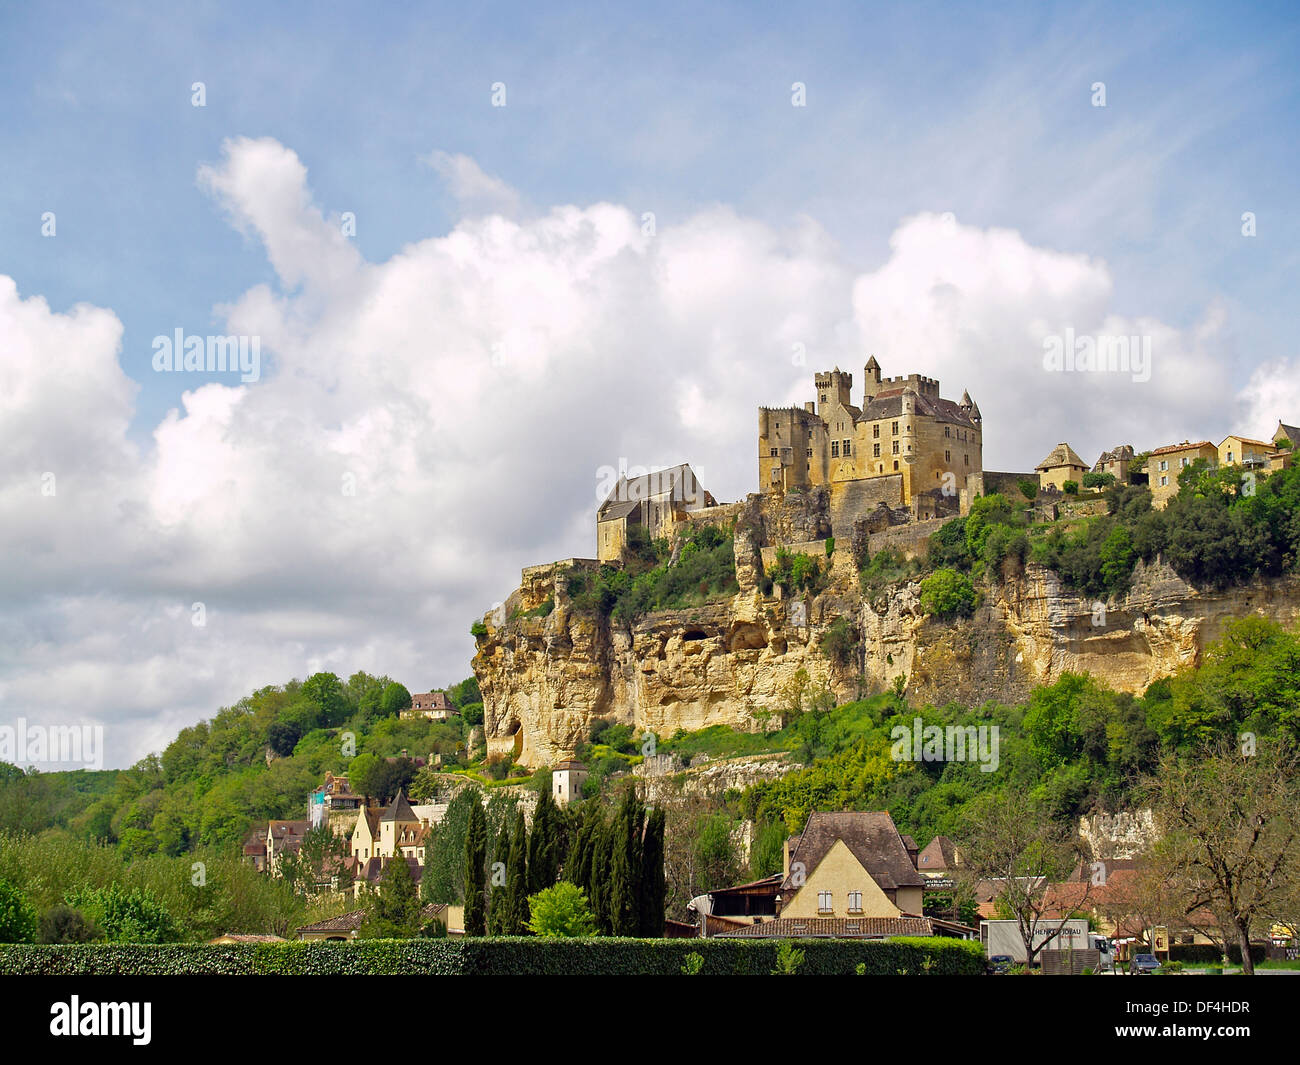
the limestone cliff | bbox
[473,543,1300,769]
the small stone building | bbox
[551,758,589,806]
[1035,443,1088,492]
[596,463,715,561]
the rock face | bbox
[1079,809,1159,861]
[473,549,1300,768]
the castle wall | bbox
[866,517,948,561]
[978,470,1039,500]
[827,476,903,541]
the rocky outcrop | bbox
[473,551,1300,768]
[1079,809,1159,861]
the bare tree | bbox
[1144,738,1300,975]
[959,787,1095,968]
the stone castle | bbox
[759,357,984,516]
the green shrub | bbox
[1062,480,1079,495]
[918,568,976,619]
[1017,478,1039,500]
[470,620,488,638]
[818,617,857,670]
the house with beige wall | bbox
[776,811,926,920]
[1146,440,1217,507]
[1035,443,1088,492]
[1217,434,1277,471]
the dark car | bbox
[987,954,1014,974]
[1129,954,1162,974]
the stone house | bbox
[1270,421,1299,471]
[350,791,427,864]
[916,835,961,879]
[1217,434,1277,471]
[401,691,459,721]
[775,811,926,920]
[265,819,311,876]
[1146,440,1217,507]
[1093,445,1135,484]
[758,358,983,517]
[551,758,588,806]
[1035,443,1088,492]
[596,463,716,561]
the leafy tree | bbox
[818,617,857,671]
[527,881,597,937]
[749,820,786,879]
[64,883,181,943]
[502,808,530,934]
[347,752,383,800]
[0,879,38,943]
[300,672,348,727]
[463,800,488,935]
[38,904,100,944]
[1062,480,1079,495]
[359,853,421,939]
[380,682,413,718]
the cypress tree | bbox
[639,807,666,937]
[608,784,645,936]
[589,814,615,935]
[463,800,488,936]
[503,808,530,934]
[487,820,510,936]
[528,790,561,894]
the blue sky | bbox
[1,1,1298,767]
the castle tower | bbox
[863,355,882,401]
[814,367,853,418]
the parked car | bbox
[1129,954,1162,974]
[987,954,1013,974]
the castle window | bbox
[892,441,899,455]
[893,461,899,471]
[891,421,899,435]
[806,448,813,457]
[965,454,970,466]
[842,440,851,456]
[873,424,880,439]
[945,450,951,462]
[873,443,880,458]
[820,394,826,404]
[770,448,778,457]
[831,441,839,458]
[945,426,950,438]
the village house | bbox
[1217,434,1278,471]
[1092,444,1135,484]
[350,791,429,864]
[596,463,716,561]
[1146,440,1217,507]
[401,691,460,722]
[265,819,311,877]
[551,758,588,806]
[916,835,961,879]
[1035,442,1089,492]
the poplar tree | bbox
[528,790,561,894]
[463,800,488,936]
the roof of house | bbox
[297,909,367,934]
[1148,440,1213,457]
[598,463,702,516]
[715,915,935,938]
[856,387,978,430]
[708,873,783,899]
[208,933,286,944]
[597,498,641,523]
[411,691,453,710]
[1276,422,1300,446]
[1218,434,1276,449]
[1035,443,1087,471]
[1094,445,1134,468]
[780,811,926,895]
[553,759,587,772]
[917,835,960,871]
[381,790,419,823]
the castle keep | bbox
[758,358,984,523]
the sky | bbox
[1,1,1298,769]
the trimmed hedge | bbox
[0,936,984,976]
[1169,943,1267,965]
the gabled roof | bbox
[1275,422,1300,447]
[1035,443,1087,472]
[715,915,934,938]
[1217,434,1276,449]
[297,909,367,934]
[780,811,925,895]
[917,835,960,871]
[1148,440,1213,457]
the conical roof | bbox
[381,790,418,823]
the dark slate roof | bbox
[597,499,640,523]
[715,916,934,938]
[780,811,926,894]
[856,387,979,429]
[597,463,700,516]
[708,873,783,899]
[381,790,418,823]
[1277,422,1300,446]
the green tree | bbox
[380,682,413,718]
[348,752,383,800]
[488,820,510,936]
[639,807,666,937]
[64,884,180,943]
[463,800,488,936]
[527,790,561,894]
[360,853,421,938]
[527,881,597,937]
[608,784,645,936]
[0,879,38,943]
[301,672,348,727]
[38,904,101,944]
[502,808,530,934]
[919,567,976,619]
